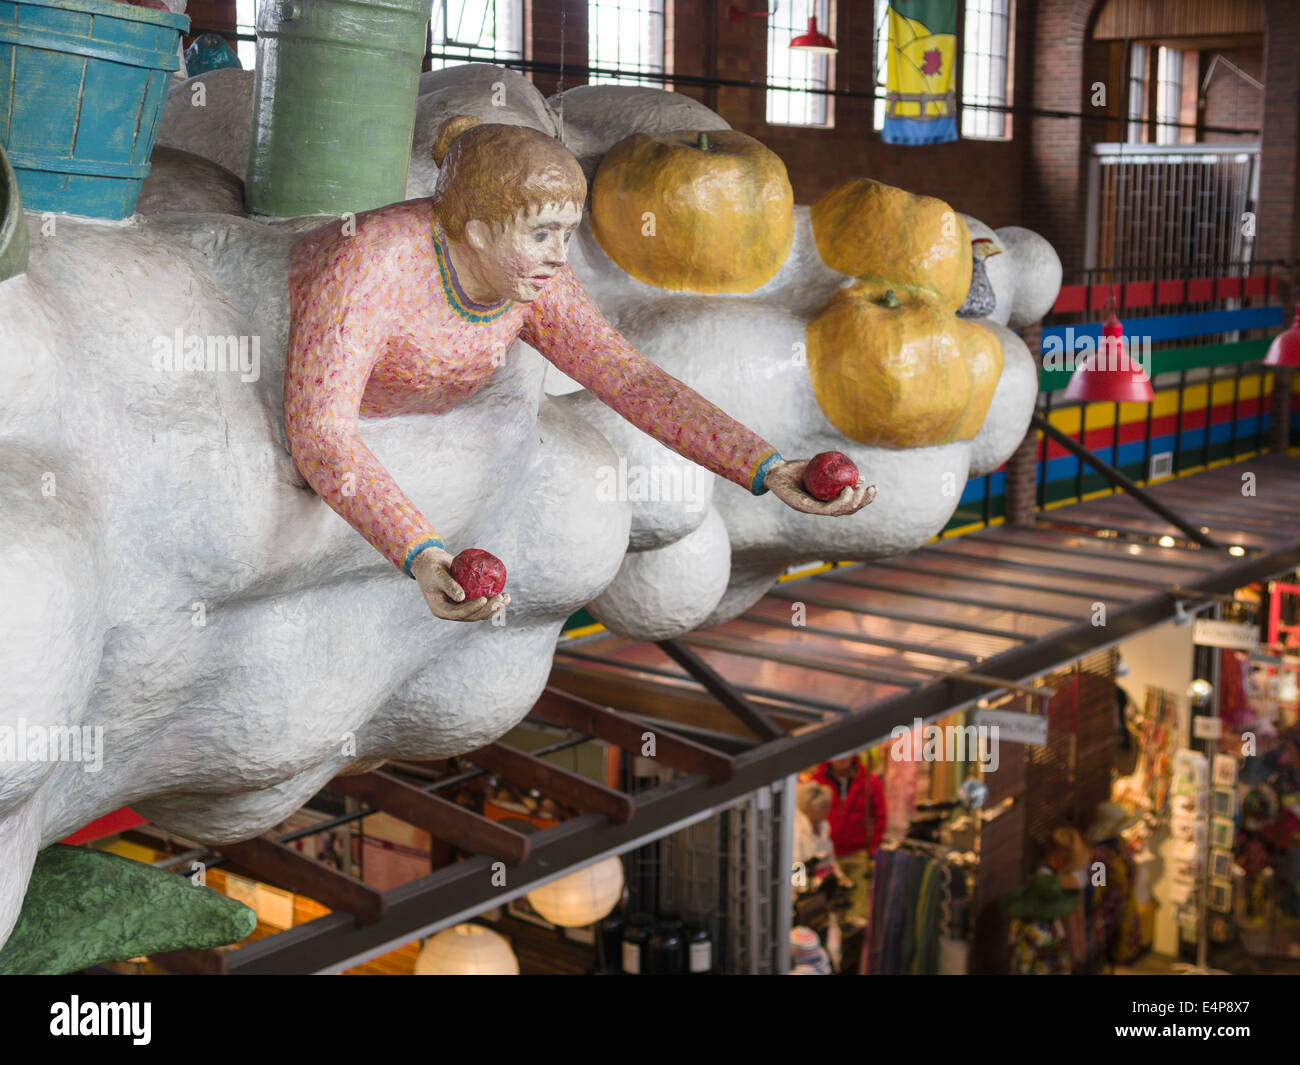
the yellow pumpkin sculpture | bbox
[810,178,972,311]
[590,130,794,294]
[806,178,1002,448]
[806,281,1002,450]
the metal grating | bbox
[1090,143,1259,272]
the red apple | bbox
[802,451,860,501]
[449,549,507,599]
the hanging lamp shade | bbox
[790,15,837,53]
[1264,305,1300,367]
[414,923,519,975]
[524,856,625,928]
[1063,310,1154,402]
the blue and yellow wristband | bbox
[402,535,447,578]
[749,450,783,495]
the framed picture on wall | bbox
[507,894,558,930]
[1210,816,1235,850]
[562,924,597,946]
[1209,877,1233,913]
[1213,754,1238,789]
[1212,788,1235,819]
[1211,848,1234,879]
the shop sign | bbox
[1192,715,1223,740]
[973,708,1048,746]
[1192,619,1259,651]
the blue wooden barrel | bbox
[0,0,189,219]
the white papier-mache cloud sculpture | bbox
[0,64,1059,948]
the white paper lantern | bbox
[525,856,625,928]
[414,924,519,975]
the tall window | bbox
[235,0,258,69]
[767,0,833,127]
[1126,43,1149,143]
[873,0,888,130]
[960,0,1014,139]
[1155,46,1183,145]
[588,0,666,88]
[429,0,524,70]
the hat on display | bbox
[790,925,832,974]
[1241,785,1279,831]
[1085,800,1142,843]
[1240,757,1271,787]
[1046,826,1093,875]
[1004,871,1081,922]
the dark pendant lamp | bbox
[729,5,838,54]
[1063,309,1155,403]
[1264,304,1300,367]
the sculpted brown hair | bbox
[432,119,587,240]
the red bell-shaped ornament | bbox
[1264,305,1300,367]
[1063,311,1155,403]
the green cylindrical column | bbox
[245,0,429,217]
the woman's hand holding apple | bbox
[411,547,510,622]
[764,455,877,516]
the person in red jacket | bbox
[813,753,886,926]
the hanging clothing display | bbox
[1087,836,1143,964]
[867,845,972,974]
[1003,870,1081,975]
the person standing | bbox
[813,753,886,926]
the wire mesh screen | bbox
[620,759,786,973]
[725,785,782,974]
[1091,145,1258,272]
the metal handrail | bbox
[1031,413,1222,549]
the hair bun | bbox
[431,115,485,167]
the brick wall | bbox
[1201,45,1265,140]
[1024,0,1299,276]
[189,0,1299,275]
[527,0,588,98]
[1258,0,1300,279]
[529,1,1031,224]
[182,0,237,51]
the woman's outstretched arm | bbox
[521,265,784,494]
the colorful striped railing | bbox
[945,260,1292,534]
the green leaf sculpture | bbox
[0,844,257,974]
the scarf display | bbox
[867,846,971,974]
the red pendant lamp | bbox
[790,15,837,53]
[1063,310,1155,403]
[1264,304,1300,367]
[728,7,837,53]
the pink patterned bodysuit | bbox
[285,198,783,576]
